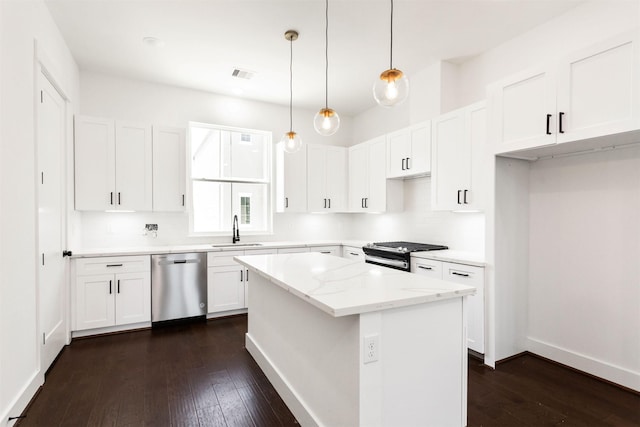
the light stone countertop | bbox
[235,252,476,317]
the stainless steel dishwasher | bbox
[151,253,207,323]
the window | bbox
[189,122,271,234]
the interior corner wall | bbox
[526,146,640,391]
[0,1,79,424]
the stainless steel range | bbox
[363,241,448,272]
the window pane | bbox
[191,127,223,179]
[229,131,266,180]
[192,181,231,232]
[232,183,267,231]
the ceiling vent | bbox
[231,68,256,80]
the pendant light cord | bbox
[390,0,394,70]
[324,0,329,109]
[289,36,293,133]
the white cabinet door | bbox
[307,144,347,212]
[348,143,368,212]
[432,102,486,211]
[277,247,309,254]
[115,121,152,211]
[442,262,485,354]
[75,274,115,330]
[309,246,341,256]
[208,265,245,313]
[489,66,557,154]
[386,128,411,178]
[277,142,307,212]
[74,116,115,210]
[366,137,387,211]
[557,31,640,144]
[153,126,186,212]
[326,146,347,211]
[114,271,151,325]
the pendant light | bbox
[373,0,409,107]
[281,30,302,153]
[313,0,340,136]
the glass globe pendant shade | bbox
[313,108,340,136]
[281,131,302,153]
[373,68,409,107]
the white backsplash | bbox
[75,176,484,253]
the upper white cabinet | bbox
[431,101,486,211]
[152,126,186,212]
[349,136,402,212]
[75,116,152,211]
[275,142,307,213]
[490,31,640,154]
[307,144,347,212]
[386,121,431,178]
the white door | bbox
[325,146,347,211]
[348,143,368,212]
[152,126,186,212]
[75,274,116,330]
[367,136,387,211]
[37,72,67,373]
[490,66,557,154]
[408,122,431,175]
[307,144,328,211]
[557,31,639,144]
[281,143,307,212]
[115,272,151,325]
[432,110,466,211]
[386,128,410,178]
[207,266,245,312]
[115,121,152,211]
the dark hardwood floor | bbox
[18,315,639,427]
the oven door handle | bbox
[364,254,408,269]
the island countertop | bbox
[234,252,476,317]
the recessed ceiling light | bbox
[142,37,165,48]
[231,68,256,80]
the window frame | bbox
[187,121,273,237]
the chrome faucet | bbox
[232,214,240,244]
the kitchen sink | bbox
[210,243,263,248]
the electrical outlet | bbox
[363,334,379,364]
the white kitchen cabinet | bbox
[442,262,485,354]
[386,121,431,178]
[207,248,275,313]
[309,246,341,256]
[431,101,486,211]
[411,256,485,354]
[349,136,403,212]
[74,116,152,211]
[277,247,309,254]
[490,31,639,155]
[276,142,307,213]
[342,245,364,261]
[74,256,151,331]
[152,126,186,212]
[307,144,347,212]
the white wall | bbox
[527,146,640,390]
[76,72,352,248]
[0,1,79,424]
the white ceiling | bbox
[45,0,584,116]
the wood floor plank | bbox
[17,315,639,427]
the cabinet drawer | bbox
[244,249,277,256]
[309,246,341,256]
[342,246,364,261]
[442,262,484,287]
[411,259,443,279]
[75,255,150,276]
[207,251,244,267]
[277,247,309,254]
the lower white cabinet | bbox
[277,247,309,254]
[342,245,365,261]
[207,249,276,313]
[74,255,151,331]
[412,257,485,354]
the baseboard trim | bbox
[1,370,43,427]
[245,333,320,427]
[526,337,640,392]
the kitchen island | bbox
[234,252,476,427]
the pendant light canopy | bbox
[282,30,302,153]
[373,0,409,107]
[313,0,340,136]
